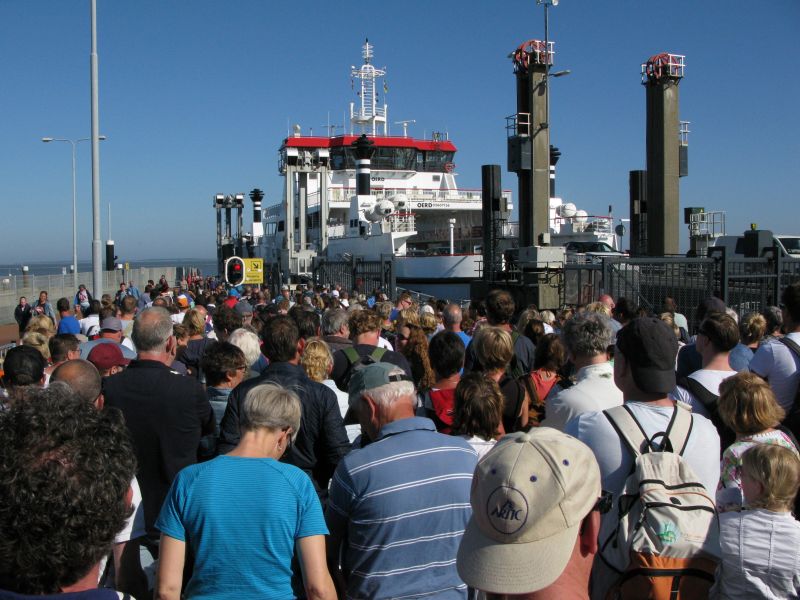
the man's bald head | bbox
[51,360,102,407]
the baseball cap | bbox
[87,343,131,371]
[1,345,45,386]
[457,429,601,594]
[347,362,412,408]
[234,301,253,316]
[227,288,240,298]
[176,295,190,309]
[100,317,123,332]
[280,284,290,291]
[615,316,678,394]
[331,290,340,298]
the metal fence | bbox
[312,255,395,299]
[0,267,179,325]
[562,255,800,332]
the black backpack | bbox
[680,376,736,454]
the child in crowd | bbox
[712,444,800,598]
[716,372,798,511]
[451,372,504,459]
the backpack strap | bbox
[684,377,719,413]
[370,347,387,362]
[604,405,650,459]
[662,401,693,456]
[780,336,800,358]
[343,346,360,365]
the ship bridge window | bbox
[330,148,356,170]
[424,150,455,172]
[278,220,285,232]
[371,147,415,170]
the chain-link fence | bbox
[0,267,179,325]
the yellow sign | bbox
[243,258,264,284]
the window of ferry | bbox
[424,150,454,172]
[778,237,800,255]
[371,147,415,170]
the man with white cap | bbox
[457,429,603,598]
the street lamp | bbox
[42,135,107,293]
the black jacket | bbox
[218,362,351,494]
[103,359,215,538]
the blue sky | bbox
[1,0,798,263]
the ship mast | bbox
[350,39,387,136]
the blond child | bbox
[712,444,800,598]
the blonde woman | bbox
[716,372,799,511]
[301,338,359,443]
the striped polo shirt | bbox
[327,417,477,599]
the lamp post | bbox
[42,135,106,293]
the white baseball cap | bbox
[457,428,601,594]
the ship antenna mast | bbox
[350,38,387,136]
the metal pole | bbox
[90,0,103,299]
[544,3,550,130]
[70,140,78,293]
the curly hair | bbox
[301,337,333,383]
[0,382,136,594]
[25,314,56,338]
[399,325,436,391]
[349,309,382,337]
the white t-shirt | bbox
[565,401,721,497]
[377,336,394,351]
[711,508,800,599]
[670,369,738,418]
[80,314,99,336]
[749,333,800,412]
[460,435,496,460]
[543,362,622,431]
[323,379,360,443]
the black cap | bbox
[2,345,46,387]
[616,317,678,394]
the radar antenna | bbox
[350,39,388,136]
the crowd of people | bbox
[2,276,800,599]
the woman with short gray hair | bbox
[155,383,336,600]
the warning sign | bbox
[243,258,264,284]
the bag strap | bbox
[343,346,360,365]
[780,337,800,358]
[684,377,720,412]
[604,402,693,458]
[604,405,650,459]
[662,401,693,456]
[370,347,387,362]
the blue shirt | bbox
[327,417,476,599]
[455,330,471,348]
[156,455,328,600]
[56,315,80,335]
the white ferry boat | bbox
[257,40,622,297]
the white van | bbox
[712,233,800,260]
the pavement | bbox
[0,323,18,347]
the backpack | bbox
[598,403,720,600]
[680,377,736,454]
[341,346,387,389]
[421,388,456,434]
[506,331,526,380]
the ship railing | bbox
[387,212,416,234]
[328,187,512,204]
[552,215,614,233]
